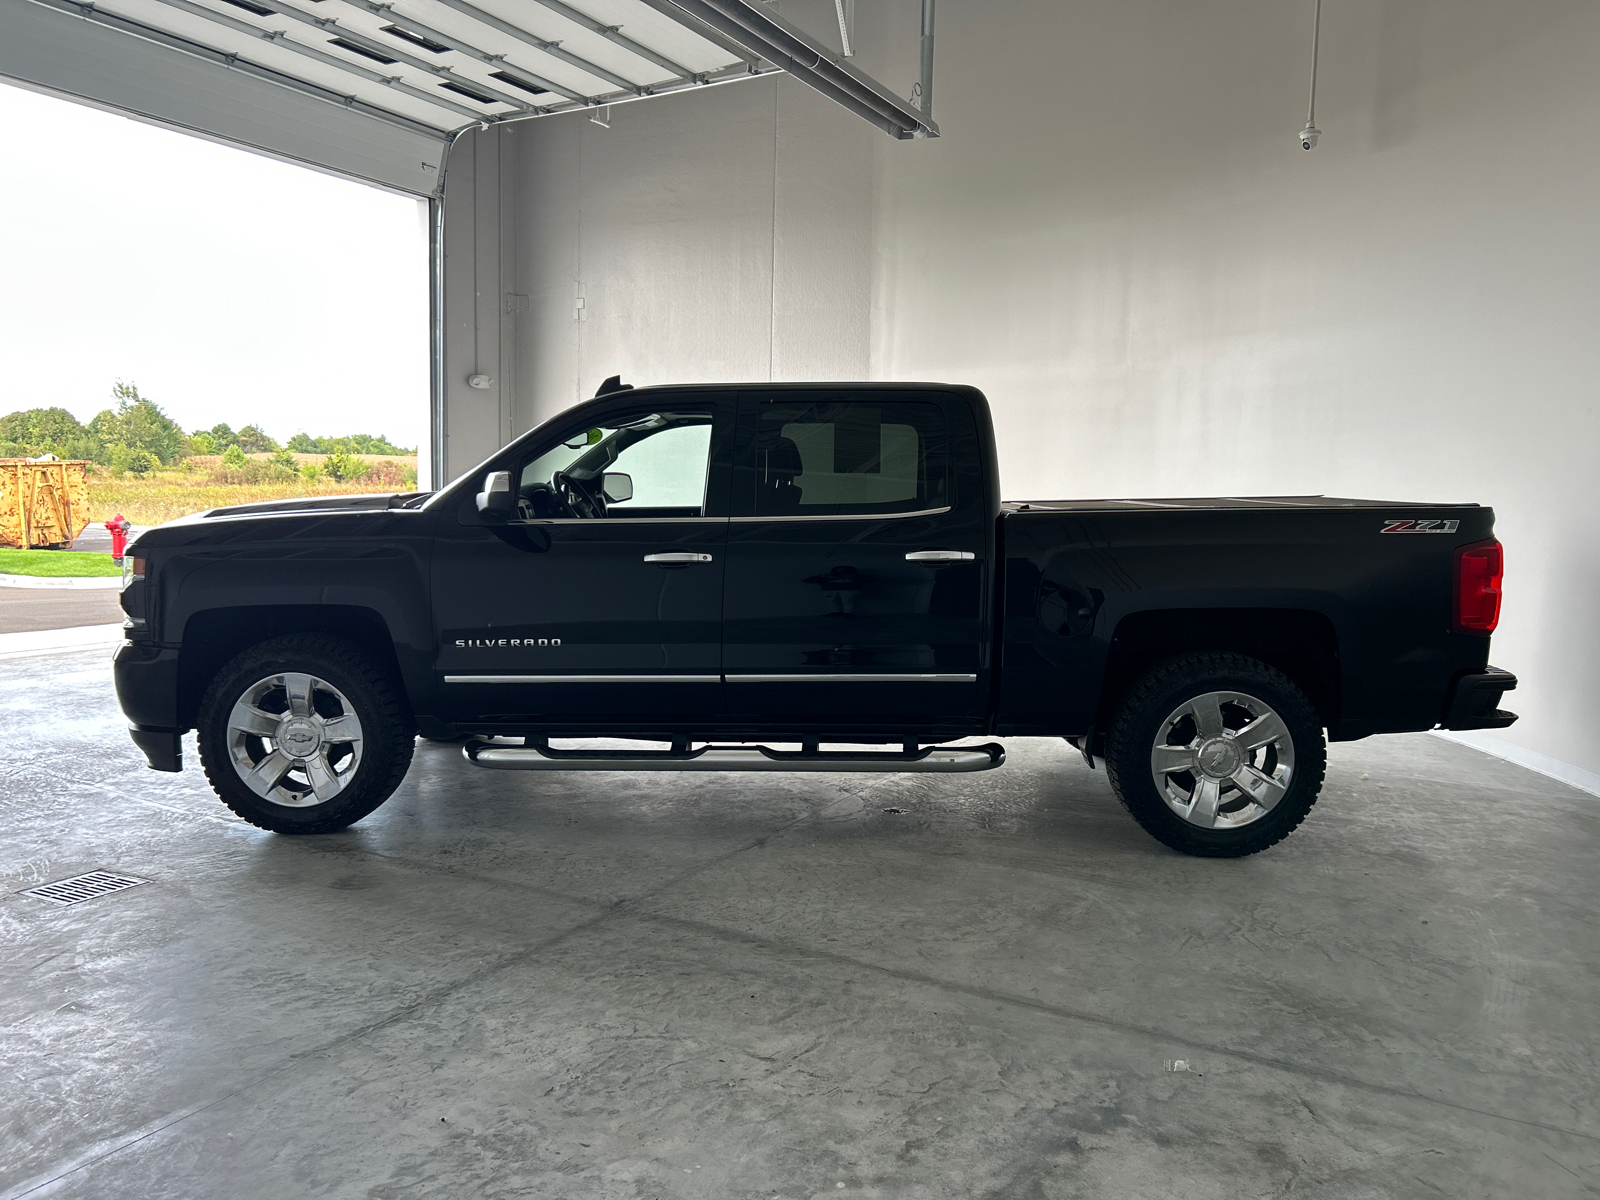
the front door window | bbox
[518,412,713,520]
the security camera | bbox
[1299,124,1321,151]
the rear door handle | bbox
[643,552,714,563]
[905,550,975,563]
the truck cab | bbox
[435,382,994,742]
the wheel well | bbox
[1097,609,1341,733]
[177,605,401,729]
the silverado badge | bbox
[455,637,562,647]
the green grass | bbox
[0,547,124,577]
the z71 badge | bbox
[1381,519,1459,534]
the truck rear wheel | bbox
[197,635,415,833]
[1104,653,1325,857]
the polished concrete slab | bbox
[2,648,1596,1198]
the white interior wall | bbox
[440,126,521,476]
[510,69,875,432]
[458,0,1599,783]
[862,0,1600,784]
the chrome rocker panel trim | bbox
[445,674,720,684]
[445,674,978,684]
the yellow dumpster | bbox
[0,459,91,549]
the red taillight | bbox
[1454,539,1503,633]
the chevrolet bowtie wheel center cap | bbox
[1196,737,1243,779]
[277,717,324,760]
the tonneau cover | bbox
[1002,496,1482,514]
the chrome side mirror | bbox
[475,470,513,515]
[601,472,633,503]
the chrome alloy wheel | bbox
[1149,690,1296,830]
[226,672,364,807]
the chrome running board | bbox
[463,739,1005,773]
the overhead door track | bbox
[17,0,938,141]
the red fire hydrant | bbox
[106,514,131,560]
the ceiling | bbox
[1,0,934,195]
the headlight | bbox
[121,555,146,590]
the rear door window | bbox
[745,398,949,517]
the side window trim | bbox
[511,514,733,525]
[727,506,952,524]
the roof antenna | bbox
[1299,0,1322,150]
[594,375,633,397]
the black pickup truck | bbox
[114,380,1516,857]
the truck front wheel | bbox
[1104,653,1326,857]
[197,635,415,833]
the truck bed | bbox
[994,495,1495,741]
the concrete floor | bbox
[2,647,1597,1199]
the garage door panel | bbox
[1,0,449,194]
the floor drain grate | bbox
[21,871,149,906]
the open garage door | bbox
[2,0,941,486]
[1,0,935,196]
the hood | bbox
[200,492,428,518]
[125,491,433,552]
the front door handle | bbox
[905,550,975,563]
[643,552,714,564]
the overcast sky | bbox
[0,82,430,449]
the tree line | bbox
[0,382,414,475]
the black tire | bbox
[1104,652,1326,858]
[197,634,415,833]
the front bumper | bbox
[129,726,183,772]
[113,640,181,729]
[1441,666,1518,730]
[114,640,186,771]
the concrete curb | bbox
[0,572,123,590]
[0,623,125,660]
